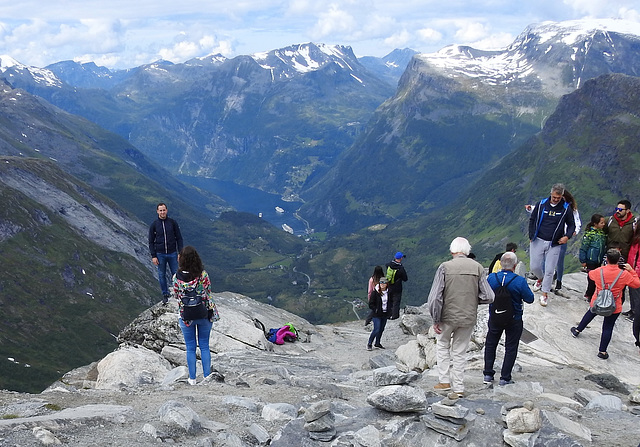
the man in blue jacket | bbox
[483,252,534,386]
[148,203,183,304]
[528,183,575,306]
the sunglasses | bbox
[615,207,627,212]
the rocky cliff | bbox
[1,273,638,446]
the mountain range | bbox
[301,19,640,232]
[3,20,639,235]
[2,19,640,393]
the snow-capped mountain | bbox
[300,19,640,232]
[417,19,640,91]
[0,55,62,88]
[251,43,363,79]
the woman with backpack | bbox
[364,266,384,326]
[579,214,607,300]
[367,276,391,351]
[173,245,220,385]
[570,249,639,360]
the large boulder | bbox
[95,345,172,390]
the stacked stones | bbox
[303,400,335,441]
[423,393,476,441]
[502,401,542,446]
[366,366,427,413]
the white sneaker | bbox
[539,294,548,307]
[533,280,542,292]
[188,378,197,386]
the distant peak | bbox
[0,55,23,69]
[251,42,357,75]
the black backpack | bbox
[180,286,208,321]
[490,273,516,327]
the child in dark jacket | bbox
[579,214,607,300]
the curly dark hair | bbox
[178,246,204,280]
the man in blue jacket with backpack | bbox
[483,251,534,386]
[528,183,576,307]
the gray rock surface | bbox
[1,273,639,446]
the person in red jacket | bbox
[625,227,640,350]
[570,249,640,359]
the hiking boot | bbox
[533,280,542,292]
[483,375,494,384]
[539,294,548,307]
[499,379,514,386]
[554,280,562,290]
[597,352,609,360]
[188,378,197,385]
[366,345,372,351]
[570,327,580,338]
[433,383,451,391]
[374,344,385,349]
[162,293,170,305]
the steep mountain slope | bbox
[300,20,640,233]
[0,157,158,393]
[0,80,236,262]
[294,73,640,308]
[2,44,394,200]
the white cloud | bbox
[454,22,490,43]
[417,27,443,43]
[311,4,358,39]
[158,33,233,62]
[383,30,412,48]
[617,7,640,22]
[563,0,638,17]
[0,1,638,68]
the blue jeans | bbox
[179,318,213,379]
[556,243,568,282]
[368,317,387,346]
[156,252,178,295]
[483,318,524,382]
[576,310,620,353]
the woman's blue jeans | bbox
[179,318,213,379]
[368,317,387,346]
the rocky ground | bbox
[0,272,639,446]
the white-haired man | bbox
[427,237,494,397]
[483,251,534,386]
[528,183,575,306]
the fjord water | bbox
[179,176,307,235]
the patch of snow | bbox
[350,73,363,84]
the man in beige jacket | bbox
[427,237,494,397]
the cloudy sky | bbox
[0,0,638,69]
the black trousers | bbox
[483,318,524,382]
[389,291,402,319]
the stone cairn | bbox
[502,401,542,446]
[303,400,336,441]
[423,392,476,441]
